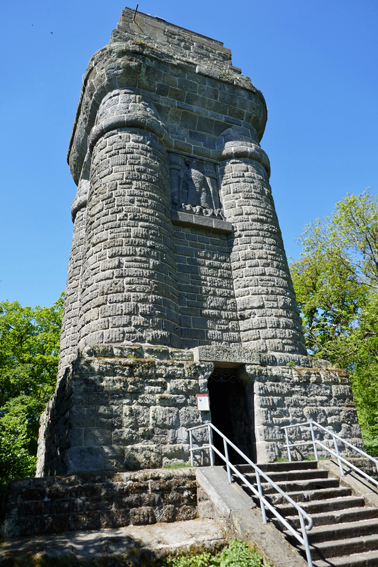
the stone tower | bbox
[36,9,362,476]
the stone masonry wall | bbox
[76,88,180,350]
[68,22,266,184]
[37,345,213,477]
[1,468,197,539]
[37,343,364,475]
[218,129,306,354]
[174,225,240,348]
[246,362,364,462]
[58,197,87,378]
[191,346,364,463]
[59,8,307,362]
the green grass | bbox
[164,462,192,469]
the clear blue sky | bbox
[1,0,377,308]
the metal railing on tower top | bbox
[187,422,314,567]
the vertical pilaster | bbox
[58,174,90,380]
[218,127,306,355]
[77,90,180,349]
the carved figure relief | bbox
[168,154,224,219]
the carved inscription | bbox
[168,153,224,219]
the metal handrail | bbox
[187,422,314,567]
[282,420,378,488]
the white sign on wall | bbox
[196,394,210,411]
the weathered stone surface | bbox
[0,519,226,567]
[37,349,213,476]
[35,8,363,479]
[57,6,307,378]
[242,363,364,462]
[1,469,197,539]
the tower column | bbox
[218,127,306,354]
[77,89,180,349]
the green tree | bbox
[0,294,63,483]
[290,190,378,454]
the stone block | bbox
[150,406,180,429]
[124,445,162,470]
[65,447,104,474]
[156,394,187,406]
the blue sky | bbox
[1,0,377,308]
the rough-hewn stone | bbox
[1,468,197,539]
[58,6,306,375]
[37,345,213,476]
[36,8,363,478]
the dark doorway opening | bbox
[207,368,256,464]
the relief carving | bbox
[168,154,224,219]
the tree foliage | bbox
[0,294,63,483]
[290,190,378,453]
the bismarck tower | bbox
[36,8,362,476]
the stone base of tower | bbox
[36,345,364,477]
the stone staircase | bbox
[0,468,197,539]
[234,461,378,567]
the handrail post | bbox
[223,437,232,484]
[310,422,318,461]
[284,427,292,461]
[299,512,313,567]
[256,470,267,524]
[189,429,194,466]
[333,434,344,476]
[208,424,215,466]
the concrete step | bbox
[236,461,319,474]
[313,549,378,566]
[265,477,340,494]
[285,507,378,529]
[306,518,378,545]
[300,533,378,560]
[276,495,366,516]
[255,486,353,505]
[240,477,340,496]
[240,461,378,564]
[236,469,329,483]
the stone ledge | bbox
[79,344,333,370]
[171,210,233,234]
[80,344,194,361]
[191,345,330,369]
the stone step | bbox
[313,549,378,566]
[285,507,378,529]
[306,518,378,545]
[237,461,319,473]
[235,469,329,483]
[254,486,353,505]
[276,495,366,516]
[299,533,378,560]
[240,476,340,496]
[1,469,198,539]
[240,461,378,565]
[266,477,340,494]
